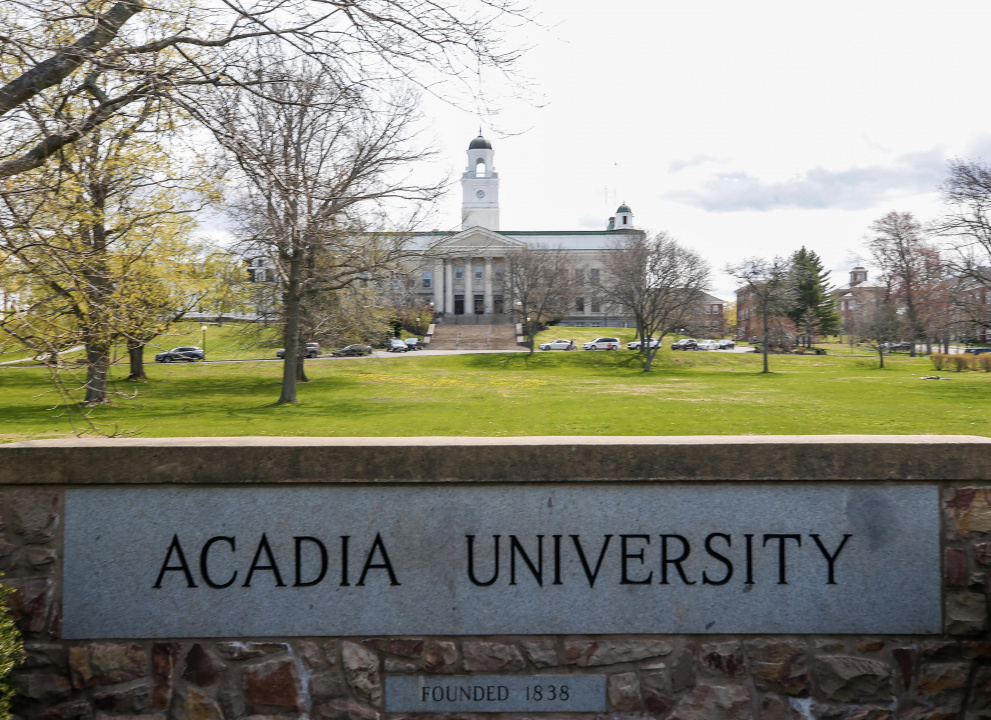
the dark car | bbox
[964,347,991,355]
[670,338,698,350]
[155,346,204,362]
[388,338,410,353]
[277,342,321,359]
[332,344,373,357]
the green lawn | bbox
[1,338,989,440]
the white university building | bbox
[407,134,644,327]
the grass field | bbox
[1,327,988,440]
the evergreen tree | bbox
[787,247,840,346]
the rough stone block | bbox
[917,662,967,710]
[815,655,892,703]
[21,642,68,672]
[0,538,20,571]
[747,640,808,697]
[855,640,885,653]
[607,672,641,712]
[892,646,918,691]
[946,548,967,588]
[343,641,381,705]
[668,683,752,720]
[175,687,222,720]
[311,670,347,703]
[520,639,557,668]
[640,670,673,716]
[757,695,797,720]
[462,642,525,672]
[946,592,988,635]
[419,641,457,674]
[947,487,991,535]
[11,490,59,543]
[364,639,423,659]
[811,704,891,720]
[14,672,73,704]
[92,684,151,714]
[70,643,146,689]
[244,658,301,713]
[217,672,246,719]
[671,647,696,694]
[701,641,745,677]
[150,643,179,710]
[6,577,53,634]
[384,658,417,674]
[38,699,92,720]
[182,644,226,687]
[215,642,287,661]
[965,664,991,715]
[565,639,673,667]
[314,698,380,720]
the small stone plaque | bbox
[385,675,606,712]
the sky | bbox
[413,0,991,300]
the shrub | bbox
[951,354,971,372]
[0,583,23,720]
[980,355,991,373]
[931,353,947,370]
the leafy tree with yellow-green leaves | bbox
[0,583,23,720]
[0,90,209,410]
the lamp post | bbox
[526,316,531,349]
[201,325,208,359]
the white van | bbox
[582,337,621,350]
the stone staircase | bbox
[428,323,520,351]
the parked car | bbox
[670,338,698,350]
[964,347,991,355]
[717,339,735,349]
[582,337,621,350]
[539,339,577,351]
[627,338,660,350]
[695,340,719,351]
[387,338,411,352]
[276,342,321,359]
[155,346,204,362]
[880,342,914,352]
[332,344,373,357]
[405,337,423,350]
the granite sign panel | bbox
[62,485,940,638]
[384,675,606,712]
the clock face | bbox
[476,189,485,199]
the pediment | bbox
[427,227,526,254]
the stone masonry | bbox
[2,437,991,720]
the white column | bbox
[464,255,473,314]
[433,260,443,311]
[483,256,494,314]
[445,260,454,314]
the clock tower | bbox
[461,134,500,230]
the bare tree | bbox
[866,211,945,356]
[728,257,792,374]
[0,0,531,178]
[506,246,581,354]
[600,231,710,372]
[215,56,441,403]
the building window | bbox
[422,270,432,288]
[591,297,601,313]
[455,266,463,280]
[575,297,585,312]
[475,266,483,280]
[622,216,628,225]
[590,268,600,282]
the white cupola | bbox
[461,134,500,230]
[613,202,634,229]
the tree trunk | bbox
[297,355,309,383]
[126,342,146,381]
[83,341,112,405]
[878,345,885,369]
[644,346,655,372]
[761,304,770,373]
[278,245,305,404]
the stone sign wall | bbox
[1,435,991,720]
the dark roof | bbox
[469,135,492,150]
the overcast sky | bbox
[416,0,991,299]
